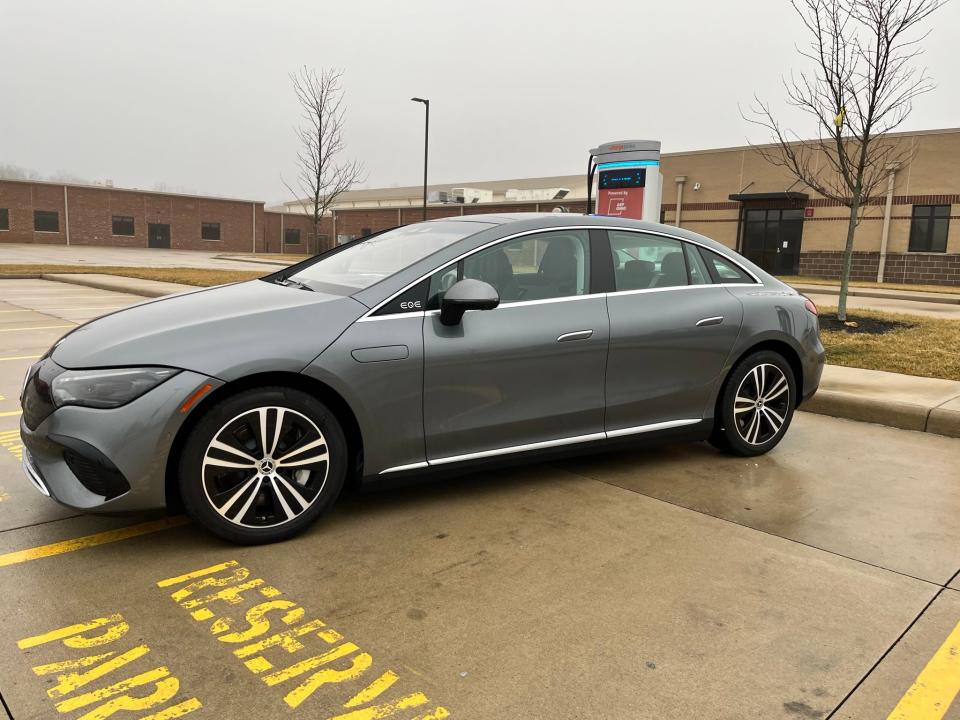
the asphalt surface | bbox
[0,279,958,720]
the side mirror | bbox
[439,279,500,326]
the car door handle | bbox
[557,330,593,342]
[696,316,724,327]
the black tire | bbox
[179,386,347,544]
[709,350,796,457]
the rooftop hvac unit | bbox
[427,191,452,204]
[451,187,494,204]
[505,187,571,202]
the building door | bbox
[148,223,171,249]
[741,209,804,275]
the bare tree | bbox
[747,0,944,320]
[284,67,365,253]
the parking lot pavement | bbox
[0,279,958,719]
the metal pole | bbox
[422,100,429,221]
[411,97,430,221]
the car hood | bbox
[52,280,367,379]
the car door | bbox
[422,229,610,463]
[603,229,746,434]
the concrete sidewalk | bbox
[40,273,960,439]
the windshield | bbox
[290,221,492,292]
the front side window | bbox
[462,230,590,303]
[34,210,59,232]
[0,208,8,230]
[112,215,135,236]
[201,222,221,241]
[909,205,950,253]
[284,228,301,245]
[609,231,687,291]
[290,221,492,293]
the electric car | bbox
[20,214,824,544]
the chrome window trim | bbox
[358,283,756,321]
[358,224,762,321]
[378,418,701,474]
[357,311,426,323]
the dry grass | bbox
[818,305,960,381]
[0,265,263,287]
[779,275,960,296]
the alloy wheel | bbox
[732,363,791,446]
[201,406,329,528]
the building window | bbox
[112,215,135,236]
[201,222,221,241]
[0,208,8,230]
[284,228,301,245]
[909,205,950,253]
[34,210,59,232]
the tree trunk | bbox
[837,197,860,322]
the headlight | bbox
[50,367,181,409]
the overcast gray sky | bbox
[2,0,958,203]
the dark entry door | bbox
[742,209,803,274]
[148,223,171,249]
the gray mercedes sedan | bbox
[20,214,824,544]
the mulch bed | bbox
[819,315,916,335]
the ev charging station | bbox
[587,140,662,222]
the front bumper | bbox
[20,370,220,512]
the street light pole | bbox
[411,97,429,221]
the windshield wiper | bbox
[274,277,314,292]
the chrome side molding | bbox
[379,418,701,474]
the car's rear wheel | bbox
[709,350,796,457]
[179,386,346,544]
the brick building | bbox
[2,127,958,284]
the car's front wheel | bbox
[179,386,346,544]
[709,350,796,457]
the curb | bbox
[213,255,294,267]
[40,274,192,298]
[792,284,960,306]
[802,390,960,439]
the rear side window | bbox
[608,231,687,291]
[698,247,754,284]
[683,243,711,285]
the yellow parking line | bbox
[0,325,74,333]
[0,516,191,568]
[0,410,23,417]
[0,355,40,362]
[887,620,960,719]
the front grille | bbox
[63,448,130,500]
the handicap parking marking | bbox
[0,517,191,568]
[887,619,960,719]
[157,560,451,718]
[0,428,23,461]
[15,612,202,718]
